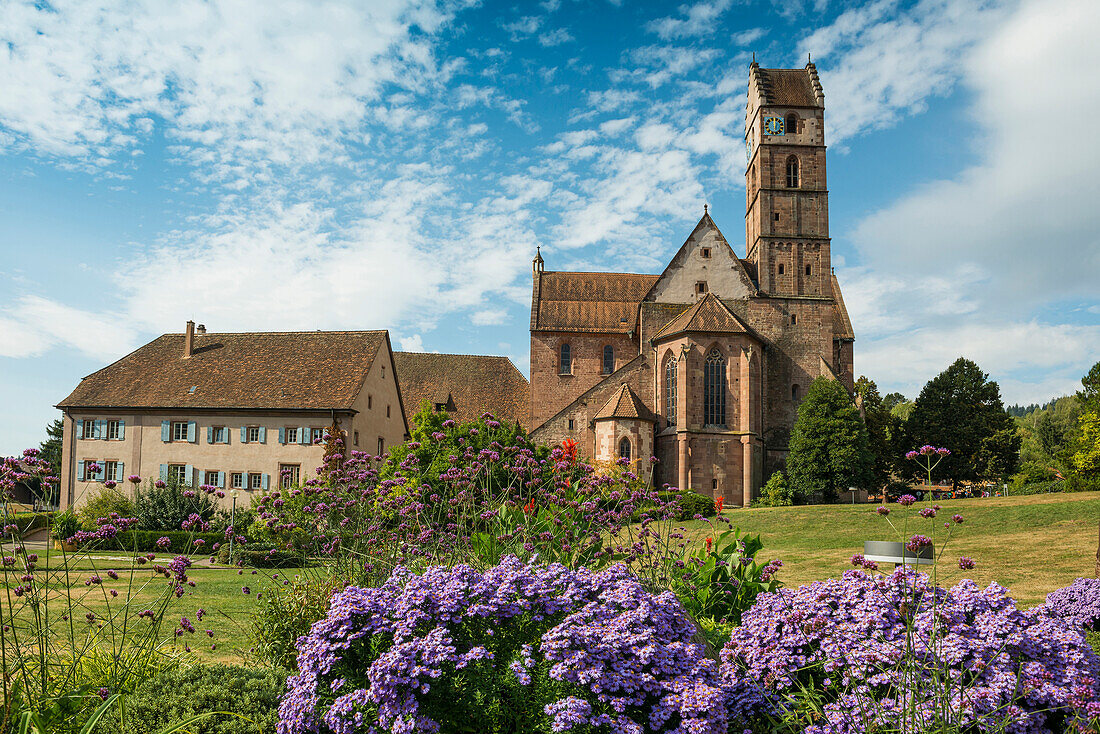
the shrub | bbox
[212,506,257,536]
[133,479,217,531]
[752,471,794,507]
[1012,459,1058,485]
[216,543,303,568]
[250,573,346,670]
[3,510,52,536]
[720,568,1100,733]
[625,490,715,522]
[106,664,288,734]
[1064,473,1100,493]
[50,509,80,540]
[1046,577,1100,631]
[79,484,136,530]
[93,529,224,553]
[279,557,727,734]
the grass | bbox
[688,490,1100,607]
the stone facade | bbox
[529,62,855,505]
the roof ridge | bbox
[164,329,390,336]
[395,351,515,360]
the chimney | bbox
[184,320,195,358]
[196,324,207,335]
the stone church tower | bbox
[527,61,855,506]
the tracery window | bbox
[559,343,571,374]
[786,155,800,188]
[602,344,614,375]
[619,437,631,461]
[703,349,727,428]
[665,357,677,427]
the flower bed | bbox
[1046,577,1100,631]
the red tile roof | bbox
[58,331,389,411]
[393,352,530,427]
[594,383,654,422]
[756,68,821,107]
[651,293,758,340]
[533,271,658,333]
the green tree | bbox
[1078,360,1100,411]
[39,418,63,478]
[787,377,873,502]
[854,376,892,490]
[882,392,907,412]
[905,357,1014,486]
[975,426,1022,479]
[1071,410,1100,477]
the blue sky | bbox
[1,0,1098,455]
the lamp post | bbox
[228,488,240,566]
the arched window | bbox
[559,343,571,374]
[792,384,800,401]
[704,348,727,427]
[785,113,798,135]
[665,357,677,427]
[619,437,632,461]
[786,155,800,188]
[602,344,614,375]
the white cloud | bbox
[0,297,137,362]
[538,28,573,46]
[471,309,509,326]
[646,0,733,40]
[398,334,428,352]
[732,27,766,46]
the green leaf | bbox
[78,694,121,734]
[154,711,236,734]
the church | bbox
[527,61,855,506]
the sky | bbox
[1,0,1098,455]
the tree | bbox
[787,377,873,502]
[39,418,63,479]
[905,358,1014,486]
[1079,360,1100,411]
[975,426,1022,479]
[854,376,892,490]
[882,392,907,412]
[1071,410,1100,478]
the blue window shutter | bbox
[159,464,168,480]
[187,421,197,443]
[217,471,225,488]
[258,427,266,444]
[77,461,85,481]
[261,473,269,491]
[240,426,248,443]
[117,420,125,440]
[207,426,213,444]
[116,462,124,482]
[300,426,309,445]
[161,421,170,442]
[77,419,85,439]
[278,427,286,445]
[223,429,230,445]
[94,463,105,482]
[93,420,103,439]
[185,465,193,486]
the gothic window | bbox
[703,349,727,428]
[665,357,677,427]
[559,343,571,374]
[786,155,800,188]
[602,344,614,375]
[619,437,631,461]
[785,113,798,135]
[778,263,785,275]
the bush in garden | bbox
[50,508,81,540]
[133,478,218,531]
[250,573,347,670]
[109,664,288,734]
[78,483,136,530]
[721,569,1100,734]
[216,542,303,569]
[1047,577,1100,631]
[279,556,726,734]
[752,471,794,507]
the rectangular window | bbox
[247,426,261,443]
[106,420,121,440]
[311,428,325,445]
[172,421,188,442]
[279,464,300,489]
[700,247,711,259]
[285,427,298,444]
[204,470,220,486]
[249,473,263,490]
[368,395,373,409]
[778,263,785,275]
[104,461,119,482]
[231,472,244,490]
[695,281,707,294]
[168,464,187,484]
[354,431,360,446]
[568,419,575,431]
[377,437,384,456]
[80,419,95,439]
[386,405,391,418]
[773,213,780,221]
[212,426,227,444]
[805,264,812,276]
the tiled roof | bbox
[831,274,855,340]
[756,68,820,107]
[393,352,530,427]
[651,293,756,340]
[533,271,659,333]
[58,331,388,410]
[594,383,655,422]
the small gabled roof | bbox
[831,273,855,341]
[594,384,654,422]
[650,293,759,341]
[57,330,390,411]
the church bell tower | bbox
[745,60,831,297]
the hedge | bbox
[216,543,305,568]
[2,511,53,537]
[94,530,224,553]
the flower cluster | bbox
[720,568,1100,733]
[1046,577,1100,631]
[279,556,727,734]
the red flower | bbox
[561,439,578,463]
[715,497,724,513]
[523,497,536,514]
[705,537,713,553]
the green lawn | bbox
[690,490,1100,606]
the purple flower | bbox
[155,536,171,549]
[958,556,976,570]
[897,494,917,507]
[905,534,932,552]
[952,513,964,524]
[154,479,166,488]
[127,474,141,484]
[1046,577,1100,630]
[876,506,890,516]
[919,507,936,518]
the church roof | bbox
[755,67,822,108]
[58,330,390,411]
[393,352,530,427]
[532,271,658,333]
[650,293,758,340]
[830,274,855,341]
[594,383,654,422]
